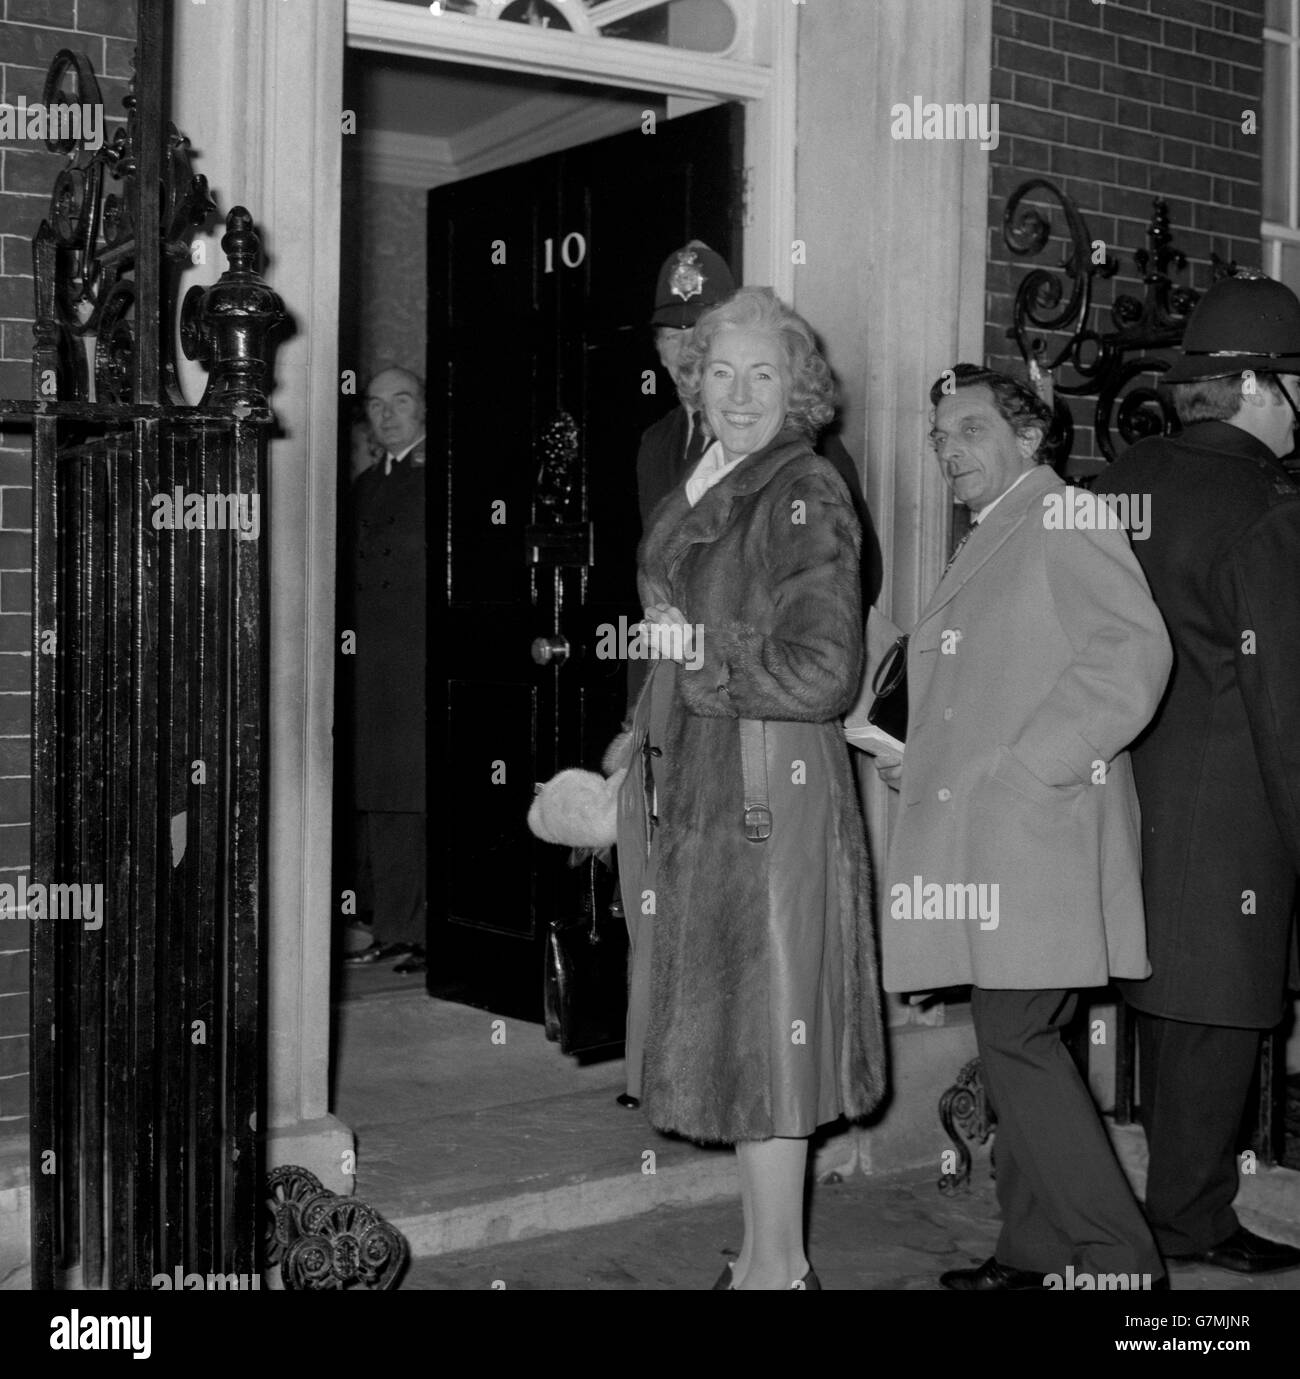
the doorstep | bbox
[379,1085,739,1258]
[333,988,875,1259]
[333,991,979,1259]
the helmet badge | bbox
[668,248,706,303]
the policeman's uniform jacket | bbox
[1096,421,1300,1028]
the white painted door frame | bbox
[344,0,797,296]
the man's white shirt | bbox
[382,433,427,476]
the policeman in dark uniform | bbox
[1096,273,1300,1274]
[635,240,737,525]
[344,366,428,973]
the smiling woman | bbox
[614,285,885,1289]
[676,286,836,459]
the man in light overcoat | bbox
[877,364,1173,1290]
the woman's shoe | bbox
[715,1262,820,1289]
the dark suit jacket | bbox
[1096,422,1300,1027]
[349,441,427,812]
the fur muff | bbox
[618,430,888,1145]
[528,728,636,849]
[528,767,627,848]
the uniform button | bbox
[943,708,953,720]
[937,788,952,802]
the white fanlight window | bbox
[1263,0,1300,288]
[348,0,793,295]
[413,0,744,56]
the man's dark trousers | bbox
[357,811,426,948]
[1135,1012,1261,1257]
[971,986,1163,1278]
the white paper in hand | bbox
[844,721,905,757]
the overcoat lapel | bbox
[916,464,1059,628]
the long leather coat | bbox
[616,429,886,1144]
[1096,422,1300,1027]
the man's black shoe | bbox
[939,1257,1047,1291]
[1169,1227,1300,1274]
[346,940,415,967]
[393,945,426,974]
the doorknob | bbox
[531,634,570,667]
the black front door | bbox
[428,102,742,1017]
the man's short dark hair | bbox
[929,363,1055,461]
[1159,372,1284,426]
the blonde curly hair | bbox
[675,286,836,438]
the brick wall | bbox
[0,0,136,1145]
[986,0,1265,475]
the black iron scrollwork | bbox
[32,48,216,407]
[1004,179,1234,465]
[937,1057,996,1196]
[266,1166,409,1290]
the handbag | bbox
[543,855,629,1055]
[866,634,909,745]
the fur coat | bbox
[616,427,887,1144]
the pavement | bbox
[333,975,1300,1293]
[402,1163,1300,1293]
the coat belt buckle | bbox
[743,805,772,843]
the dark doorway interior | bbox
[426,102,744,1018]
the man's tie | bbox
[941,524,974,578]
[683,412,708,470]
